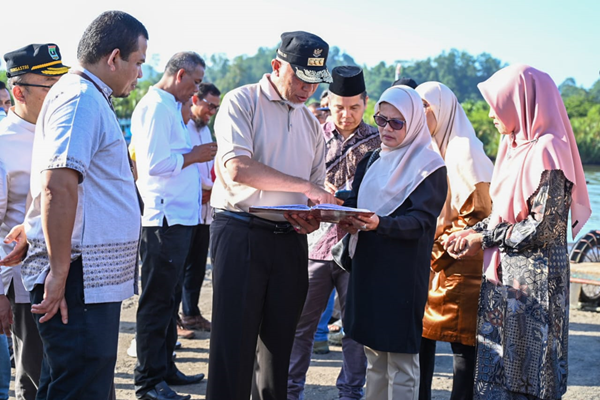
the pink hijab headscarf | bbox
[478,64,591,284]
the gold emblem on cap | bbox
[313,49,323,57]
[307,58,324,67]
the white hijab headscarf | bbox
[416,82,494,230]
[350,86,445,255]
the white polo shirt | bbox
[22,68,141,304]
[187,120,214,225]
[0,110,34,303]
[211,74,326,221]
[131,86,200,227]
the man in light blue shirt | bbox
[20,12,147,400]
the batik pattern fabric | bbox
[308,121,380,260]
[474,169,573,400]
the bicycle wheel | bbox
[569,230,600,304]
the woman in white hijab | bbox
[340,86,446,399]
[415,82,494,400]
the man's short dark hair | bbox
[77,11,149,65]
[195,82,220,100]
[0,81,6,90]
[164,52,206,76]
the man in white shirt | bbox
[0,43,68,400]
[19,12,147,400]
[180,83,220,332]
[0,81,10,122]
[131,51,215,400]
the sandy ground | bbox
[9,266,600,399]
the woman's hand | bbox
[446,232,483,259]
[442,229,473,250]
[339,220,359,235]
[345,214,380,233]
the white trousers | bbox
[364,346,419,400]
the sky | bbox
[2,0,600,88]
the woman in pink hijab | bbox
[445,65,591,399]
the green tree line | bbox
[2,49,599,163]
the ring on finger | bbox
[361,224,367,230]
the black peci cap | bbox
[392,77,418,89]
[4,43,69,78]
[276,31,332,84]
[329,66,366,97]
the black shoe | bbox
[137,381,191,400]
[165,369,205,386]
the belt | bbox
[214,209,296,234]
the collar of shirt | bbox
[148,86,184,120]
[259,74,304,110]
[322,120,371,144]
[72,65,114,100]
[149,85,178,106]
[2,108,36,136]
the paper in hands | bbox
[249,203,374,223]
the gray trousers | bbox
[365,347,419,400]
[287,260,367,400]
[8,284,43,400]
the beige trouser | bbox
[364,346,419,400]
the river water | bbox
[572,165,600,244]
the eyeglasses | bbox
[201,98,220,111]
[373,114,406,130]
[15,82,55,89]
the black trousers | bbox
[206,213,309,400]
[418,337,475,400]
[31,258,121,400]
[134,221,194,394]
[8,284,43,400]
[181,224,210,317]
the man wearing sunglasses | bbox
[179,82,221,333]
[0,43,68,400]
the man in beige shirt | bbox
[207,31,336,400]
